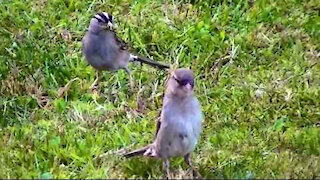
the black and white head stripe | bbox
[94,12,114,23]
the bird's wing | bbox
[155,116,161,138]
[110,31,170,69]
[111,30,128,50]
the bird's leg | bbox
[124,67,134,90]
[162,159,170,179]
[184,153,200,178]
[90,70,101,91]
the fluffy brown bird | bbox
[124,68,203,178]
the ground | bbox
[0,0,319,178]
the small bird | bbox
[124,68,203,178]
[82,12,170,88]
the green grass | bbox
[0,0,319,178]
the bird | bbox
[123,68,203,178]
[82,12,170,88]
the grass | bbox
[0,0,319,178]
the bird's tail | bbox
[123,144,157,158]
[130,54,170,70]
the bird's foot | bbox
[187,168,201,179]
[162,173,169,179]
[90,83,98,93]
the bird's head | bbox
[166,68,195,98]
[89,12,117,32]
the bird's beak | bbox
[183,83,193,91]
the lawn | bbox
[0,0,319,178]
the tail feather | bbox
[130,54,170,69]
[123,145,149,158]
[123,144,157,158]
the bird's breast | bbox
[158,97,202,157]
